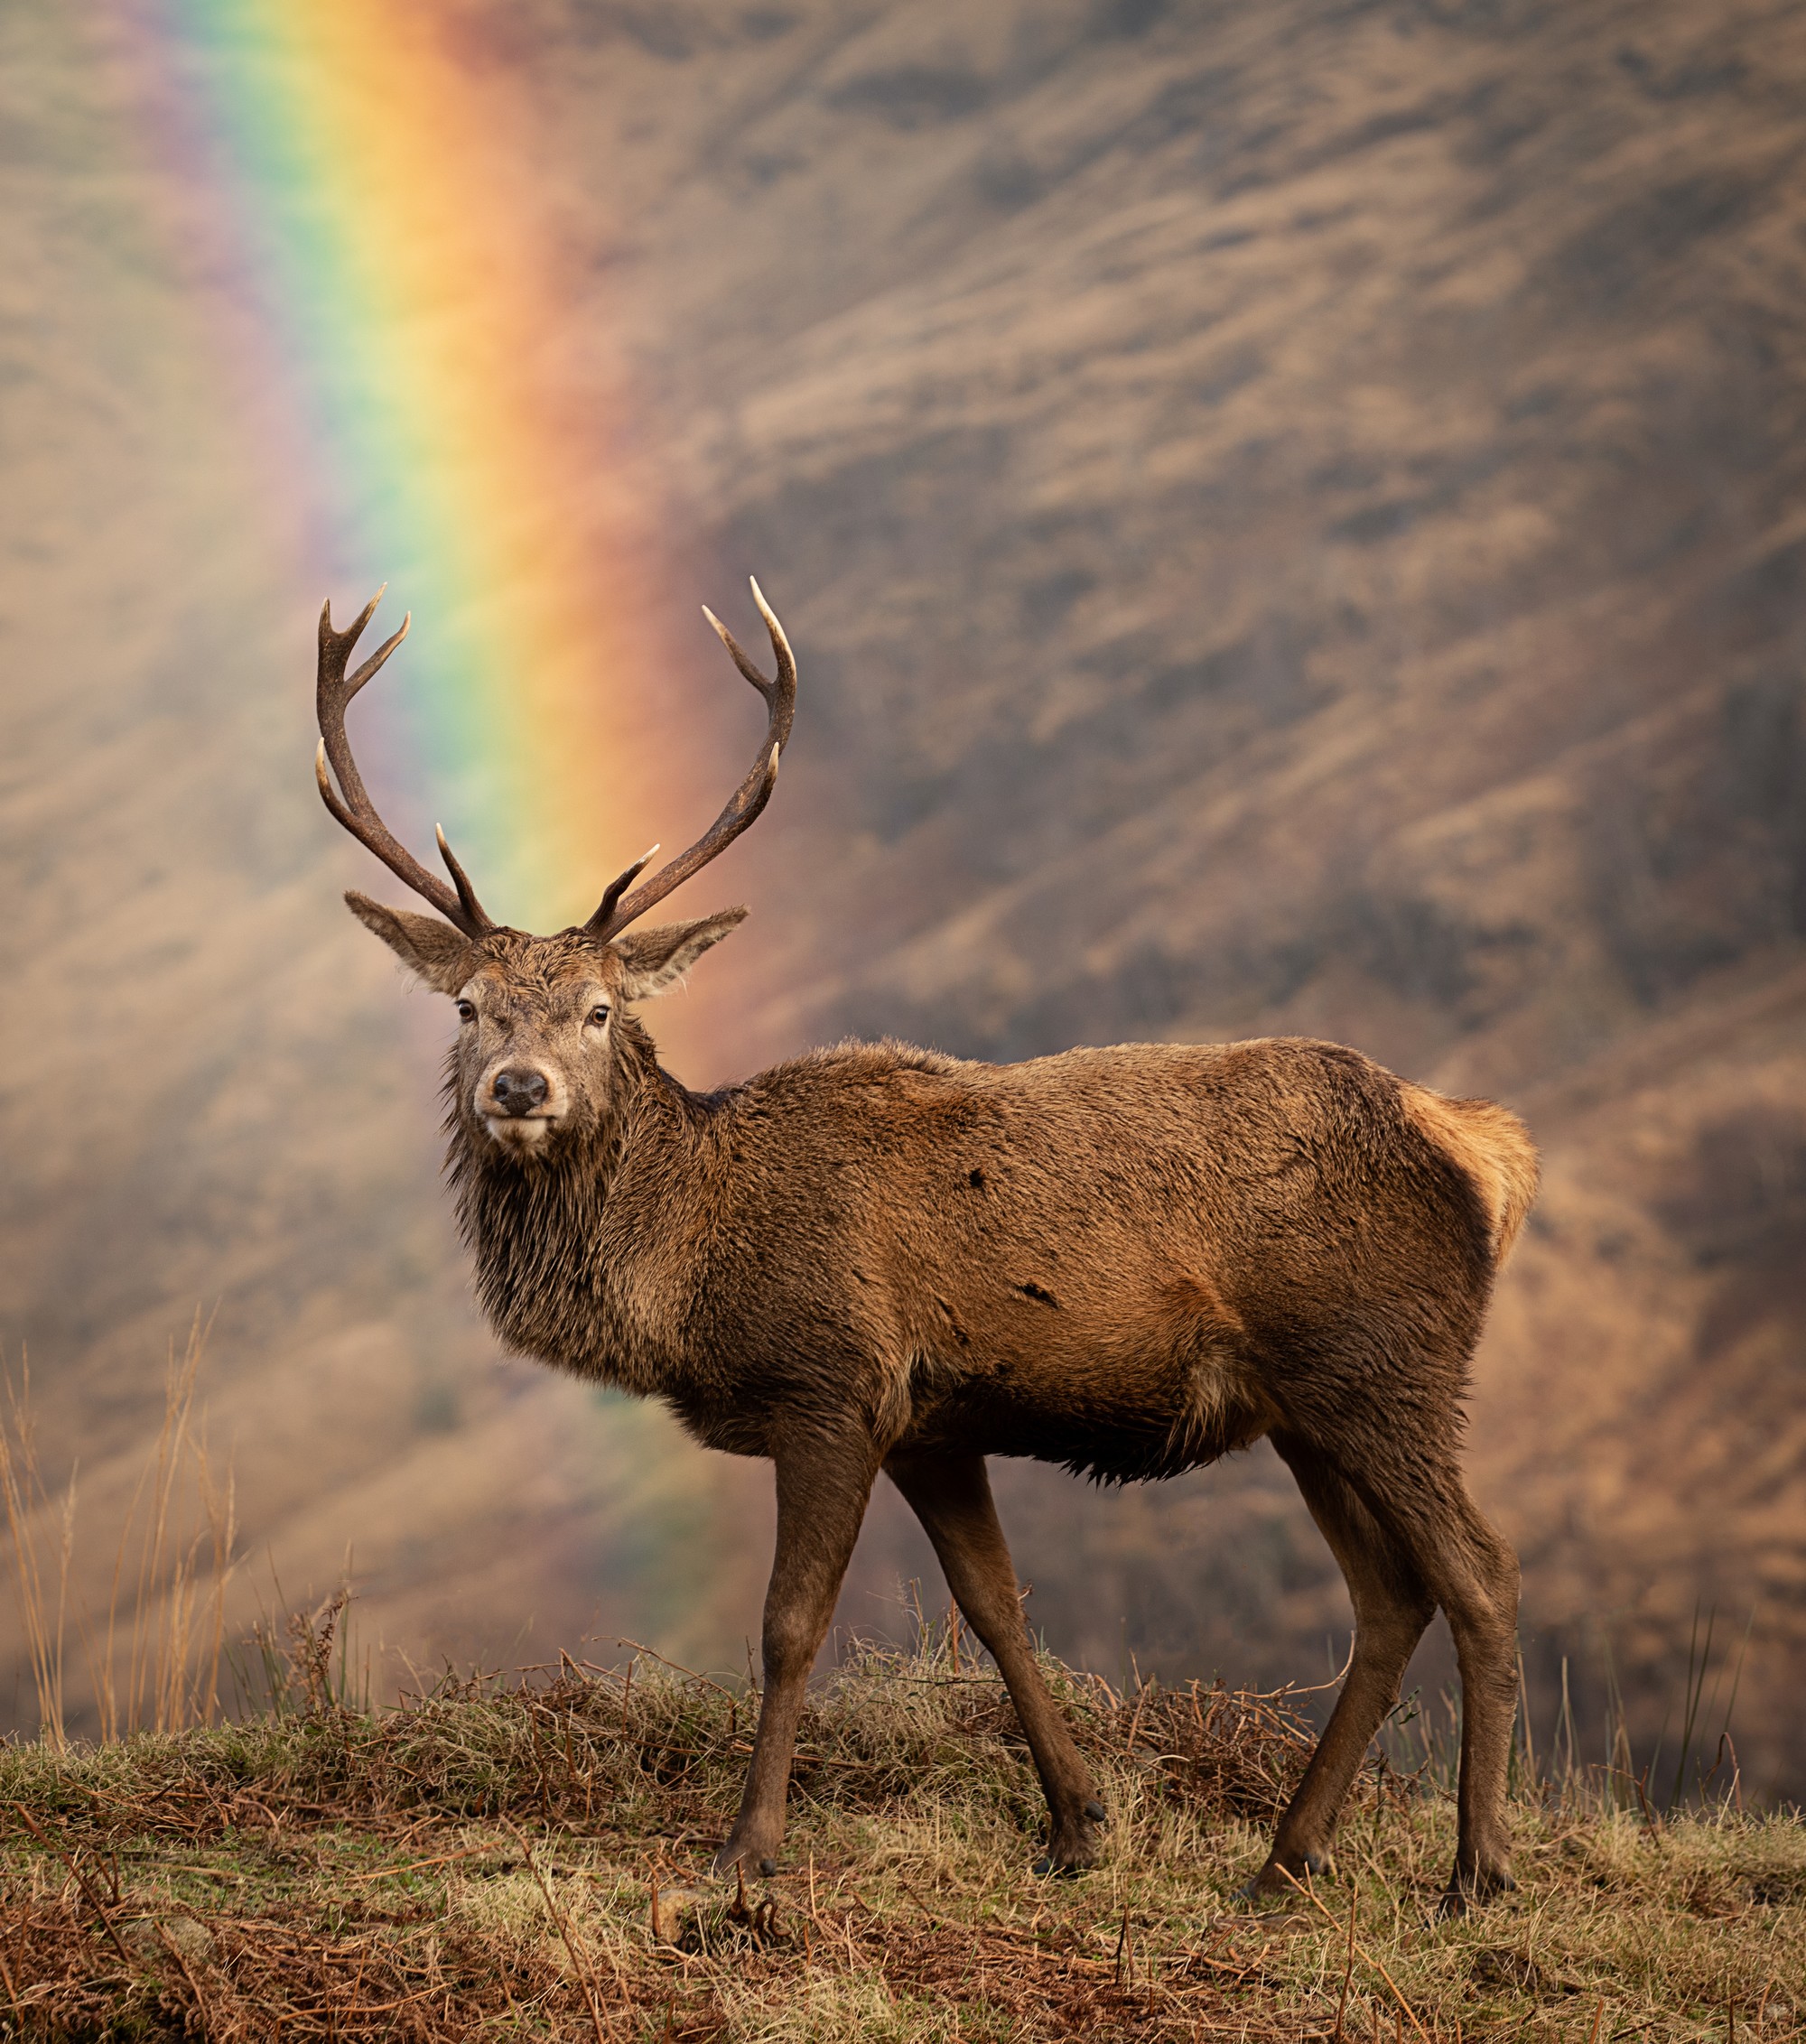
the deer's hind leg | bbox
[1263,1419,1521,1913]
[1246,1430,1437,1901]
[886,1450,1106,1873]
[1354,1451,1521,1912]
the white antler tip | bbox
[747,578,790,665]
[434,822,451,853]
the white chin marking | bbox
[483,1116,553,1151]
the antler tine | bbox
[582,844,660,938]
[584,581,797,942]
[434,823,495,931]
[315,594,494,938]
[703,576,796,720]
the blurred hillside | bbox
[4,0,1805,1788]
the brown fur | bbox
[1400,1083,1539,1261]
[348,891,1537,1910]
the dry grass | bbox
[1,1319,237,1747]
[1,1613,1800,2042]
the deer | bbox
[312,581,1537,1913]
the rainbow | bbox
[140,0,687,926]
[111,0,778,1661]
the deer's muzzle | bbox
[489,1066,550,1116]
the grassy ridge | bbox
[2,1631,1801,2041]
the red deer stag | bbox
[313,584,1536,1911]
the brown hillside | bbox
[3,0,1804,1790]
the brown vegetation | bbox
[2,1625,1801,2040]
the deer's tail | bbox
[1401,1084,1540,1268]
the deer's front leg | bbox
[713,1428,879,1879]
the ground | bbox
[2,1626,1801,2040]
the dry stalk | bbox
[0,1923,21,2024]
[88,1314,237,1740]
[156,1920,213,2028]
[505,1816,610,2043]
[0,1352,73,1745]
[4,1321,241,1748]
[346,1844,491,1881]
[1335,1883,1357,2039]
[1275,1864,1430,2044]
[13,1803,132,1965]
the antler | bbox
[583,577,796,941]
[314,591,495,938]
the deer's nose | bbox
[490,1067,550,1116]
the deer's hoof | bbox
[712,1836,780,1881]
[1238,1849,1334,1906]
[1033,1807,1103,1878]
[1437,1862,1515,1918]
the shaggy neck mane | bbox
[442,1015,701,1375]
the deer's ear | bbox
[613,908,748,1000]
[344,891,473,994]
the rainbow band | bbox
[158,0,672,924]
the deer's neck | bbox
[448,1021,714,1396]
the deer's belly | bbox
[897,1364,1273,1483]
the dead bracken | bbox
[2,1631,1801,2040]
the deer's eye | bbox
[455,999,476,1023]
[587,1004,610,1027]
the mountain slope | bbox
[3,0,1803,1788]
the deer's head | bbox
[313,582,795,1160]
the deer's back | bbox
[661,1035,1531,1481]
